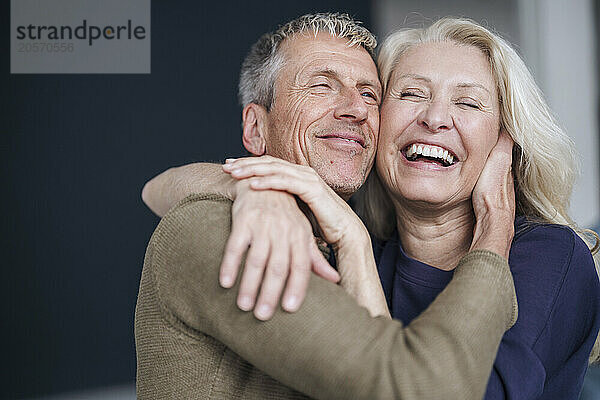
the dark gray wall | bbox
[1,1,371,398]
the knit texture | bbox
[135,193,517,399]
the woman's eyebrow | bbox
[456,82,491,94]
[395,73,431,83]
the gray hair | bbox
[238,12,377,110]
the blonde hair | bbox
[238,13,376,109]
[355,17,599,268]
[353,16,600,363]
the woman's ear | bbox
[242,103,267,155]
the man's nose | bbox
[334,88,368,123]
[417,100,453,132]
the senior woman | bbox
[142,18,600,399]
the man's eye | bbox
[312,83,331,89]
[361,91,377,100]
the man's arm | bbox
[147,193,517,400]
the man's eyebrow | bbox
[311,68,381,91]
[310,68,339,79]
[358,77,382,92]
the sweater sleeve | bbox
[148,193,518,400]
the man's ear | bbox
[242,103,268,155]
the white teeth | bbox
[405,143,456,165]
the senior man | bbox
[136,13,517,400]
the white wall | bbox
[374,0,600,227]
[517,0,599,227]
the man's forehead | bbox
[279,32,380,86]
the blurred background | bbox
[2,0,598,398]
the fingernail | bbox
[225,158,237,163]
[222,163,233,170]
[238,295,253,311]
[284,296,299,311]
[220,275,233,288]
[255,304,272,320]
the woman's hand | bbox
[223,156,366,248]
[221,178,340,321]
[470,131,516,259]
[223,156,390,318]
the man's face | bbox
[263,32,381,198]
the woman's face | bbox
[377,41,501,209]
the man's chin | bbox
[308,158,371,198]
[321,173,366,200]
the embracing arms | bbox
[148,193,516,400]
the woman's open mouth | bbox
[402,143,458,167]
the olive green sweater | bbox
[135,193,518,399]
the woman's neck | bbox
[393,199,475,271]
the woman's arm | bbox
[142,162,235,217]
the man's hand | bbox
[221,179,340,321]
[470,131,516,259]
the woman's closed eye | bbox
[393,89,429,103]
[401,91,426,99]
[456,98,482,109]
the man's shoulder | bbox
[150,193,233,254]
[169,192,233,223]
[142,193,235,334]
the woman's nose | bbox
[417,100,453,132]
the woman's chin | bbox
[387,176,472,211]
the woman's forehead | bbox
[392,41,495,90]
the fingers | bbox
[309,241,340,283]
[223,157,314,183]
[280,246,312,313]
[219,226,251,288]
[236,238,270,311]
[496,129,514,152]
[223,187,327,320]
[253,244,290,320]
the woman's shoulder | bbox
[507,217,599,377]
[508,216,597,332]
[511,216,594,276]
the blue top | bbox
[374,216,600,399]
